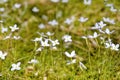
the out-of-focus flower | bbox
[32,7,39,13]
[14,3,21,9]
[51,0,59,3]
[38,24,45,29]
[48,20,58,26]
[78,17,88,23]
[28,59,39,64]
[84,0,92,5]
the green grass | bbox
[0,0,120,80]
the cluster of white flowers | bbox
[1,24,21,40]
[32,32,60,51]
[82,17,119,51]
[64,50,87,70]
[105,39,119,51]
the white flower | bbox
[50,46,58,50]
[64,50,76,58]
[91,21,106,30]
[0,51,7,60]
[13,36,21,40]
[3,33,12,40]
[64,16,75,25]
[0,20,3,23]
[9,24,19,32]
[51,0,59,3]
[11,62,21,71]
[32,37,42,42]
[111,44,119,51]
[0,73,2,77]
[41,39,50,47]
[62,35,72,42]
[0,7,5,12]
[91,23,100,29]
[50,39,59,46]
[104,28,114,34]
[84,0,92,5]
[1,27,8,33]
[106,4,113,7]
[32,7,39,13]
[0,0,7,4]
[28,59,39,64]
[110,6,117,12]
[79,62,87,70]
[78,17,88,23]
[103,17,115,24]
[98,21,106,29]
[38,24,45,29]
[14,3,21,9]
[105,42,111,48]
[67,59,76,65]
[48,20,58,26]
[106,4,117,12]
[88,32,99,38]
[81,36,87,39]
[36,47,43,52]
[62,0,69,3]
[46,32,54,36]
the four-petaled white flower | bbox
[88,32,99,38]
[103,17,115,24]
[91,21,106,30]
[9,24,19,32]
[0,51,7,60]
[84,0,92,5]
[49,39,59,46]
[64,50,76,58]
[11,62,21,71]
[104,28,114,34]
[41,39,50,47]
[62,35,72,42]
[48,20,58,26]
[78,17,88,23]
[38,23,45,29]
[67,59,76,65]
[28,59,39,64]
[64,16,75,25]
[111,44,119,51]
[1,27,8,33]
